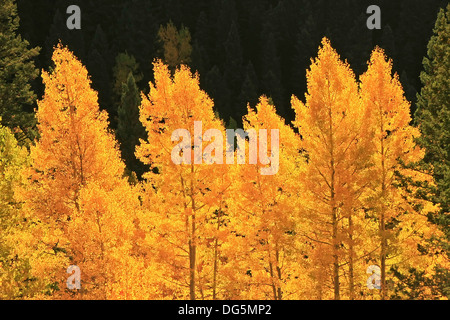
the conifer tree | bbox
[0,0,40,141]
[116,72,147,180]
[415,4,450,224]
[87,25,113,120]
[415,4,450,298]
[112,52,143,109]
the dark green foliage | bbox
[112,52,143,109]
[113,0,159,82]
[390,266,443,300]
[116,72,147,180]
[44,3,86,67]
[238,62,259,110]
[86,24,113,122]
[0,0,39,142]
[15,0,448,126]
[415,3,450,299]
[260,31,285,118]
[416,4,450,214]
[223,21,244,121]
[205,65,231,123]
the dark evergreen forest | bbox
[17,0,447,127]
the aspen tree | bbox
[292,38,371,299]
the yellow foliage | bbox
[2,41,446,301]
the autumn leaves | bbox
[18,45,143,299]
[292,40,441,300]
[4,37,445,300]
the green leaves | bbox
[116,72,147,180]
[414,4,450,299]
[416,4,450,212]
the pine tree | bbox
[416,4,450,219]
[192,11,212,77]
[0,0,40,141]
[205,65,231,122]
[44,7,85,68]
[223,21,244,120]
[113,0,158,80]
[86,25,113,124]
[116,72,147,180]
[260,31,285,119]
[415,4,450,298]
[238,62,259,111]
[112,52,143,109]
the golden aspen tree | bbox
[1,123,66,299]
[291,38,373,300]
[0,121,40,299]
[19,43,142,299]
[136,60,230,300]
[26,44,125,221]
[66,181,153,299]
[202,172,234,300]
[360,48,444,300]
[226,96,305,299]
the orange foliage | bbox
[3,41,446,301]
